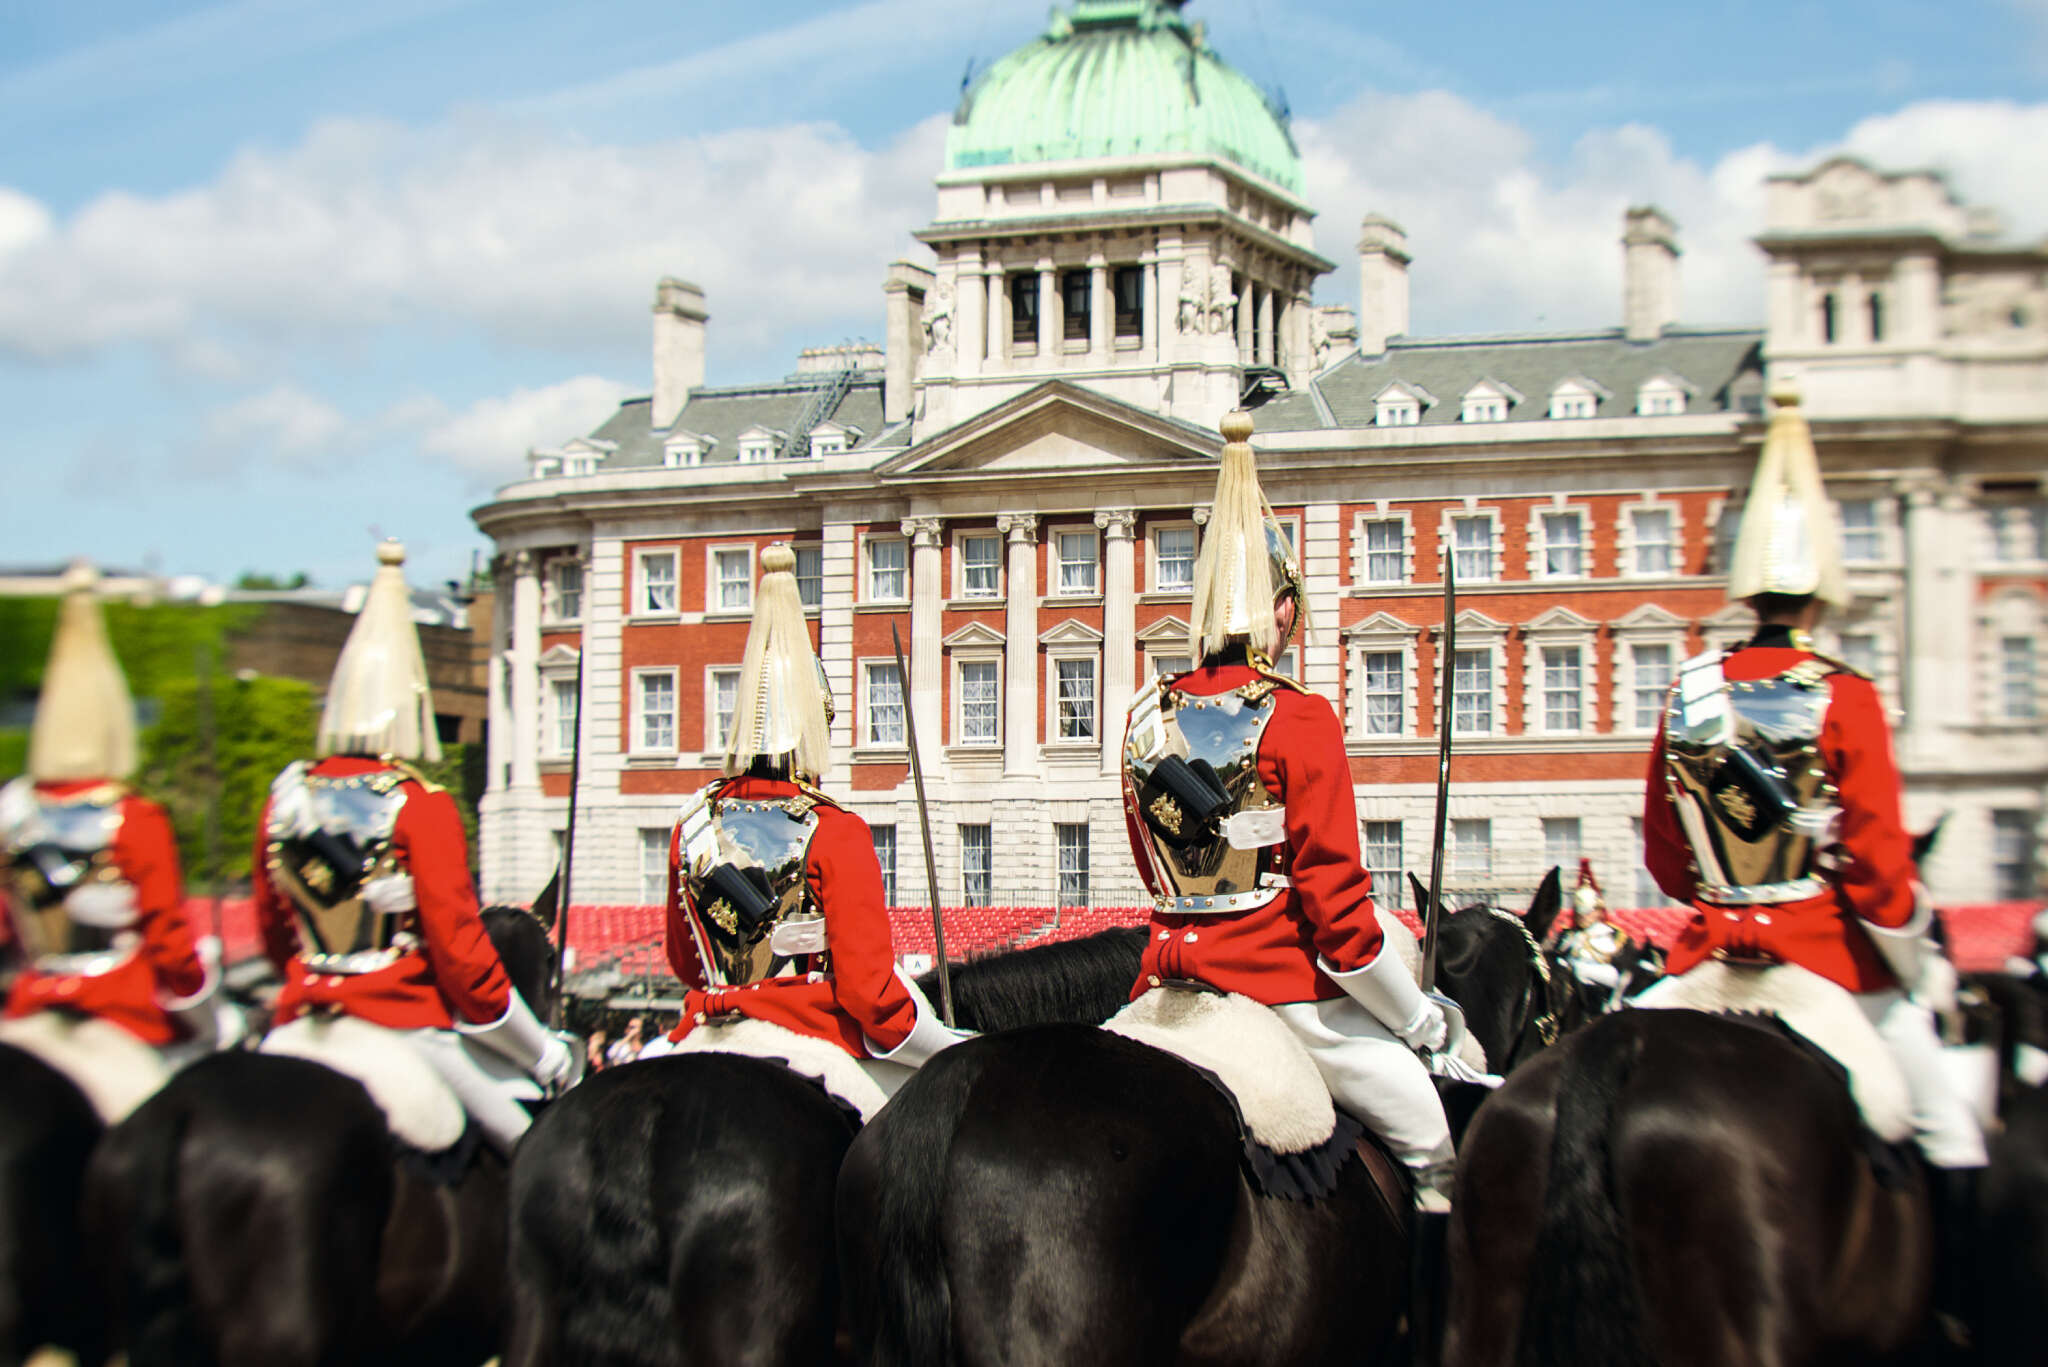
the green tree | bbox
[139,674,319,888]
[234,571,312,590]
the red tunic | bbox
[664,776,917,1057]
[1643,638,1916,994]
[5,783,205,1046]
[252,757,513,1031]
[1127,664,1387,1004]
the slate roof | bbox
[1257,327,1765,432]
[588,374,891,471]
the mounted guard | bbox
[251,540,575,1154]
[1639,383,1984,1323]
[658,543,968,1108]
[1119,408,1460,1213]
[1552,858,1637,1010]
[0,564,232,1120]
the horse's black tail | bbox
[839,1045,982,1367]
[84,1089,200,1367]
[1517,1015,1655,1367]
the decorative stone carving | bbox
[922,283,955,361]
[1207,264,1236,336]
[900,516,943,547]
[997,512,1039,543]
[1094,508,1137,539]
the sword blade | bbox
[891,621,956,1027]
[1421,553,1456,994]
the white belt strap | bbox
[1675,649,1731,744]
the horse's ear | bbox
[1525,866,1564,942]
[1407,872,1434,918]
[1912,811,1950,866]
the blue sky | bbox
[3,0,2045,593]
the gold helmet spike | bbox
[28,562,139,782]
[317,540,442,763]
[724,543,831,782]
[1188,408,1309,663]
[1727,382,1848,608]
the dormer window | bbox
[1635,374,1692,417]
[1460,378,1522,424]
[563,453,599,476]
[735,425,785,464]
[1374,381,1433,427]
[663,430,713,467]
[808,421,863,457]
[1548,377,1607,420]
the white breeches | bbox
[1268,997,1454,1173]
[404,1027,544,1155]
[1856,990,1988,1170]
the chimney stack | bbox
[652,278,708,430]
[1622,207,1680,342]
[1357,215,1411,356]
[883,259,934,426]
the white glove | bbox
[535,1032,576,1092]
[865,970,976,1068]
[1910,952,1958,1016]
[458,989,575,1094]
[65,880,138,928]
[361,873,417,914]
[1428,1052,1504,1088]
[1324,946,1447,1052]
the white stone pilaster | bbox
[510,550,541,793]
[987,265,1007,367]
[1037,265,1058,358]
[486,569,511,793]
[999,512,1040,776]
[1303,502,1344,698]
[903,515,944,753]
[957,250,985,376]
[1096,508,1136,775]
[1899,479,1971,762]
[819,520,858,783]
[1089,255,1110,365]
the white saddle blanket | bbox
[1634,961,1913,1143]
[1108,988,1336,1154]
[261,1015,468,1152]
[667,1016,889,1122]
[0,1011,170,1124]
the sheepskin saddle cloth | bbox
[1634,960,1912,1143]
[0,1010,171,1124]
[262,1014,468,1153]
[668,1015,888,1122]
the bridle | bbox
[1476,904,1565,1072]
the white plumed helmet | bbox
[1187,408,1309,664]
[28,562,139,782]
[724,543,831,782]
[317,540,441,763]
[1727,382,1847,609]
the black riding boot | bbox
[1929,1165,1981,1352]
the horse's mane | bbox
[916,928,1148,1034]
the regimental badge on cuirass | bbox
[676,783,833,988]
[265,761,412,960]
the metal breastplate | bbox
[1663,657,1839,904]
[676,784,830,988]
[1123,676,1290,915]
[264,761,411,968]
[0,778,131,964]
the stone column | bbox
[987,264,1008,367]
[998,513,1040,776]
[956,249,984,376]
[1898,477,1971,763]
[1142,253,1160,360]
[1089,255,1110,364]
[1257,283,1276,366]
[1235,267,1254,361]
[486,565,512,793]
[510,549,541,793]
[902,516,944,751]
[1096,508,1137,775]
[1038,265,1058,358]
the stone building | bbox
[472,0,2047,914]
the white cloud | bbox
[196,384,346,472]
[405,375,633,480]
[0,111,947,377]
[1297,93,2048,339]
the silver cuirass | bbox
[675,783,832,988]
[0,777,132,963]
[264,760,412,967]
[1662,656,1840,904]
[1123,674,1291,915]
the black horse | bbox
[83,905,557,1367]
[0,1038,105,1367]
[1446,1007,1934,1367]
[503,928,1148,1367]
[839,885,1564,1367]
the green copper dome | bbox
[946,0,1301,195]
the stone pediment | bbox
[1342,610,1421,638]
[1609,602,1689,631]
[1135,614,1191,643]
[1521,605,1600,634]
[538,643,582,667]
[942,620,1007,648]
[883,382,1220,477]
[1039,617,1106,646]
